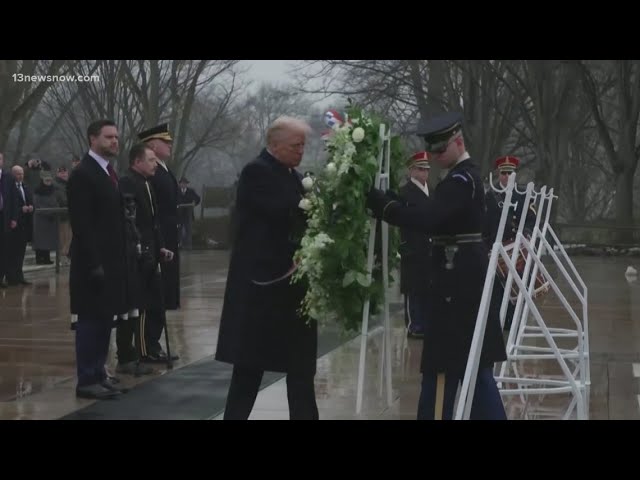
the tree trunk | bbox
[615,167,634,224]
[425,60,447,185]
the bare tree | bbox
[560,127,615,222]
[573,60,640,233]
[294,60,527,187]
[0,60,74,158]
[120,60,247,175]
[221,83,317,175]
[445,60,522,178]
[41,60,139,166]
[294,61,421,128]
[485,61,587,197]
[36,60,247,174]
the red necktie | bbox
[106,163,118,187]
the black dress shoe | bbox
[76,384,121,399]
[141,351,179,363]
[101,378,129,393]
[156,350,180,361]
[20,280,32,285]
[140,354,166,364]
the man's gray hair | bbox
[266,116,312,147]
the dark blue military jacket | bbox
[369,158,506,375]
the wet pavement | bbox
[0,250,639,420]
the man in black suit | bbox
[138,124,180,363]
[7,165,33,286]
[177,176,200,249]
[398,151,433,338]
[215,116,318,420]
[0,152,19,288]
[67,119,130,399]
[115,143,174,376]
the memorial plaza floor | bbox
[0,250,637,420]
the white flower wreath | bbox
[292,104,406,333]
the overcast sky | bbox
[242,60,295,85]
[241,60,335,110]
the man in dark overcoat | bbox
[215,116,318,420]
[67,119,129,399]
[7,165,33,285]
[0,152,19,288]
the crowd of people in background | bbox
[0,151,200,289]
[0,154,79,288]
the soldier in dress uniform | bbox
[366,111,507,420]
[484,156,537,330]
[115,143,175,376]
[484,156,537,246]
[137,124,180,363]
[398,151,433,338]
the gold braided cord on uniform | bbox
[382,200,400,222]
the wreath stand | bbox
[355,123,394,415]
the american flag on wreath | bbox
[323,109,344,129]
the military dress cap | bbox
[407,151,431,169]
[495,155,520,172]
[137,123,173,143]
[416,111,464,152]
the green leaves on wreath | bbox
[342,270,371,288]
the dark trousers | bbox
[179,217,193,249]
[116,316,141,364]
[141,307,165,356]
[223,365,319,420]
[7,228,27,283]
[417,367,507,420]
[35,249,51,264]
[404,292,428,334]
[75,315,113,387]
[0,211,6,282]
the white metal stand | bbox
[454,173,590,420]
[355,123,394,415]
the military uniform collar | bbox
[410,177,429,196]
[156,159,169,172]
[453,151,470,167]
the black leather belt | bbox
[432,233,483,246]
